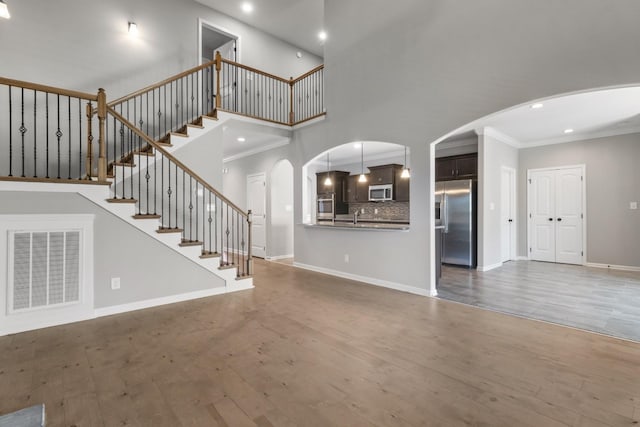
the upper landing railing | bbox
[0,54,325,182]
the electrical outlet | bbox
[344,254,349,263]
[360,208,365,214]
[374,208,379,214]
[489,202,495,211]
[111,277,121,290]
[630,202,638,210]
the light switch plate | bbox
[631,202,638,210]
[111,277,121,290]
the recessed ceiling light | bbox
[564,128,574,134]
[241,2,253,13]
[237,137,246,142]
[318,31,327,41]
[128,22,138,36]
[353,143,362,149]
[530,103,544,109]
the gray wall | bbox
[0,0,322,99]
[0,191,225,308]
[518,133,640,267]
[270,160,294,258]
[285,0,640,292]
[478,132,518,268]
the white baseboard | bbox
[585,262,640,272]
[516,256,530,261]
[94,286,227,318]
[476,262,503,272]
[266,254,294,261]
[292,262,430,297]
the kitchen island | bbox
[307,215,409,231]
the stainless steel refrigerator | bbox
[435,179,477,267]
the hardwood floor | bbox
[437,261,640,342]
[2,259,640,426]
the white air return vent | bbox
[9,230,82,313]
[1,214,94,336]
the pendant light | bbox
[0,1,10,19]
[323,152,332,186]
[401,146,411,178]
[358,143,367,183]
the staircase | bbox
[0,53,326,305]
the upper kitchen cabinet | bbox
[316,171,349,197]
[394,168,410,202]
[346,174,370,203]
[368,164,403,185]
[435,153,478,181]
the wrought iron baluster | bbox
[189,177,193,240]
[33,90,37,177]
[68,96,71,179]
[56,94,61,179]
[20,88,25,177]
[45,93,49,178]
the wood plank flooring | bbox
[1,259,640,426]
[437,261,640,342]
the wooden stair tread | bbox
[133,214,161,219]
[186,123,205,130]
[157,227,184,234]
[235,275,252,280]
[113,162,136,167]
[218,264,237,271]
[107,198,137,204]
[200,251,221,259]
[180,239,203,247]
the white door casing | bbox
[500,167,516,262]
[247,173,266,258]
[528,165,585,265]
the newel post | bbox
[247,209,253,275]
[214,51,222,110]
[289,77,295,125]
[85,102,94,179]
[97,88,107,182]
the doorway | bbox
[247,172,266,258]
[528,165,585,265]
[501,166,516,262]
[198,20,238,64]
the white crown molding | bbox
[477,127,523,148]
[223,139,290,163]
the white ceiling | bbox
[449,87,640,147]
[194,0,325,57]
[222,119,290,162]
[308,141,407,169]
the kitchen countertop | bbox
[305,220,410,231]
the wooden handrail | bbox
[290,64,324,84]
[220,58,291,84]
[106,106,248,218]
[108,60,217,107]
[0,77,98,101]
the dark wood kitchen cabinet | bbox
[435,154,477,181]
[346,174,370,202]
[368,164,402,185]
[316,171,349,197]
[394,168,410,202]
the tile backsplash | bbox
[348,202,409,220]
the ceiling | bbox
[222,119,291,162]
[307,141,407,169]
[447,86,640,147]
[194,0,324,57]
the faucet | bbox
[353,210,360,224]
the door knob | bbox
[508,219,513,222]
[557,218,562,221]
[548,218,553,221]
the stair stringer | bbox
[77,186,253,294]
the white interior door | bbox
[500,167,516,262]
[528,166,584,265]
[529,170,556,262]
[247,173,266,258]
[555,167,583,264]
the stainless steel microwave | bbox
[368,184,393,201]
